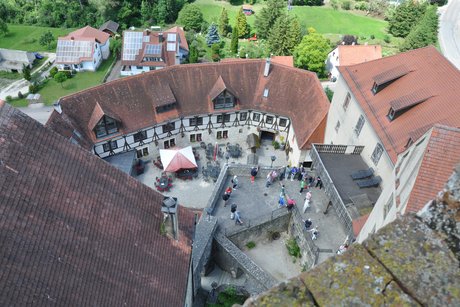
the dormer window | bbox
[387,107,396,120]
[94,116,118,138]
[372,65,410,95]
[372,82,379,94]
[213,90,235,109]
[156,102,176,113]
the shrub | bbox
[272,140,280,149]
[354,1,368,10]
[49,66,58,78]
[5,95,12,102]
[370,34,375,40]
[286,238,301,258]
[324,86,334,102]
[341,0,352,10]
[330,0,340,10]
[383,35,391,43]
[29,82,39,94]
[246,241,256,249]
[17,91,24,99]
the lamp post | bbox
[271,155,276,167]
[225,152,230,165]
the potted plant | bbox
[279,136,286,151]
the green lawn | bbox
[1,24,74,52]
[9,55,116,107]
[194,0,387,39]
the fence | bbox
[313,144,364,155]
[311,144,354,238]
[223,207,288,237]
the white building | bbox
[324,46,460,241]
[56,26,110,72]
[121,26,189,76]
[325,44,381,82]
[0,48,35,73]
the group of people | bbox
[222,176,243,225]
[304,218,319,240]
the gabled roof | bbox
[99,20,119,34]
[208,76,234,100]
[405,125,460,214]
[271,56,294,67]
[337,45,382,67]
[0,102,194,306]
[87,102,121,130]
[389,89,432,112]
[46,60,330,149]
[61,25,110,44]
[338,46,460,163]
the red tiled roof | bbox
[61,25,110,44]
[47,60,330,150]
[271,56,294,67]
[339,46,460,163]
[338,45,382,67]
[353,213,370,237]
[405,125,460,214]
[0,102,194,306]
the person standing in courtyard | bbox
[291,166,298,181]
[250,166,259,184]
[303,191,312,213]
[299,179,306,194]
[222,192,230,207]
[284,165,291,181]
[232,175,239,189]
[315,176,322,189]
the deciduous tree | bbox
[267,14,302,56]
[54,71,68,88]
[177,4,204,32]
[255,0,285,39]
[39,31,54,50]
[293,28,331,76]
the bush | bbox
[5,95,12,102]
[17,91,24,99]
[383,35,391,43]
[354,1,368,10]
[246,241,256,249]
[330,0,340,10]
[49,67,58,78]
[341,0,352,10]
[286,238,301,258]
[324,86,334,102]
[370,34,375,39]
[272,140,280,149]
[29,82,40,94]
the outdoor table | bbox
[227,145,241,158]
[207,166,220,180]
[176,168,197,180]
[158,176,170,191]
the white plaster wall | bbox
[100,39,110,60]
[326,47,340,81]
[121,65,162,76]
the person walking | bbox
[234,211,243,225]
[222,193,230,207]
[315,176,322,188]
[225,186,233,196]
[290,166,298,181]
[299,179,306,194]
[230,203,237,220]
[284,165,291,181]
[250,166,259,184]
[266,172,272,187]
[303,191,312,213]
[232,175,239,189]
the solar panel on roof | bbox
[122,31,143,61]
[145,44,162,55]
[143,36,150,42]
[56,39,93,63]
[167,43,176,52]
[167,33,176,42]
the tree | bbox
[341,35,358,45]
[39,31,54,50]
[206,23,220,46]
[219,8,229,36]
[268,14,302,56]
[23,64,31,81]
[388,1,427,38]
[293,28,331,76]
[399,5,439,52]
[54,71,68,88]
[110,38,122,57]
[189,42,198,63]
[211,43,221,62]
[230,27,239,54]
[255,0,285,39]
[0,20,8,37]
[236,7,249,38]
[177,4,204,32]
[140,0,151,26]
[324,86,334,102]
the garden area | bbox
[0,24,73,52]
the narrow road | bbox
[438,0,460,69]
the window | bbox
[133,130,147,143]
[240,112,247,121]
[263,88,269,98]
[216,130,228,139]
[354,115,365,136]
[335,120,340,133]
[343,93,351,111]
[190,133,202,142]
[216,114,230,123]
[102,140,118,152]
[164,138,175,149]
[162,122,175,133]
[136,66,143,69]
[213,91,235,109]
[94,116,118,138]
[279,118,287,127]
[388,107,396,120]
[156,103,176,113]
[136,147,149,158]
[253,113,261,122]
[372,82,379,94]
[189,117,203,126]
[371,143,384,165]
[266,115,274,124]
[383,194,393,220]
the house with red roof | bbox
[56,26,111,72]
[326,44,382,82]
[323,46,460,241]
[121,26,188,76]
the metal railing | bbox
[313,143,364,155]
[223,207,288,237]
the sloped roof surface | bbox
[405,125,460,214]
[62,25,110,44]
[99,20,119,34]
[0,102,194,306]
[271,56,294,67]
[47,60,330,149]
[339,46,460,163]
[338,45,382,66]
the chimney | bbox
[159,32,163,43]
[53,101,62,114]
[161,196,179,240]
[263,58,271,77]
[70,37,74,40]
